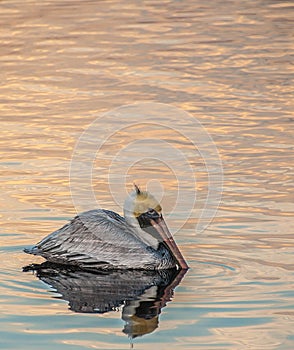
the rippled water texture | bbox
[1,0,293,349]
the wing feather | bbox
[29,209,159,269]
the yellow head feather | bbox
[133,187,162,217]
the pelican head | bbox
[124,185,188,269]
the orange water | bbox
[0,1,293,349]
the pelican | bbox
[24,185,188,270]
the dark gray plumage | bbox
[24,209,176,270]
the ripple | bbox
[191,260,237,281]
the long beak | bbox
[150,218,188,269]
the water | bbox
[1,0,293,349]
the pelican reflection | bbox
[23,263,187,338]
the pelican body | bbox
[24,186,188,270]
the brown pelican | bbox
[24,185,188,270]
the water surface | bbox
[1,0,293,349]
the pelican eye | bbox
[137,208,161,228]
[148,208,156,215]
[145,208,161,220]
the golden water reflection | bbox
[1,0,293,349]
